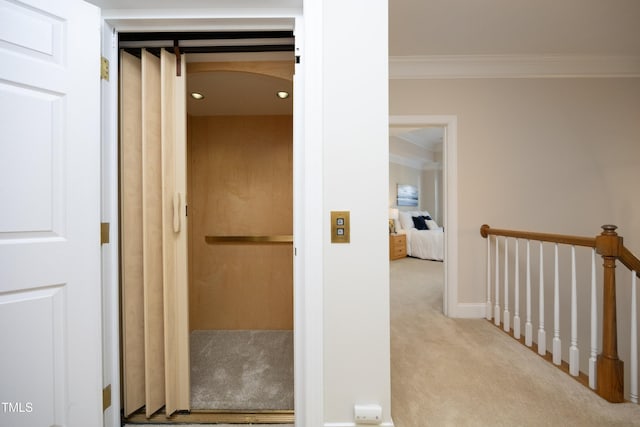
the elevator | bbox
[118,32,295,423]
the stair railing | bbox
[480,224,639,404]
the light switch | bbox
[331,211,350,243]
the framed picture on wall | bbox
[397,184,418,207]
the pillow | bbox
[412,216,428,230]
[398,211,415,230]
[426,219,439,230]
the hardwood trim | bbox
[596,225,625,402]
[490,319,591,390]
[480,224,596,248]
[124,409,295,424]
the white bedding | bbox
[402,228,444,261]
[396,210,444,261]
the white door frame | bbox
[100,19,120,427]
[389,115,459,317]
[99,12,322,427]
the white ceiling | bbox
[389,127,443,151]
[389,0,640,57]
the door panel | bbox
[120,50,146,417]
[160,49,190,414]
[120,48,190,418]
[141,49,166,418]
[0,1,101,426]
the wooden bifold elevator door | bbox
[120,49,190,418]
[119,41,295,421]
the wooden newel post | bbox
[595,224,625,403]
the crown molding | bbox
[389,54,640,79]
[389,153,441,171]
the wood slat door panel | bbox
[120,50,146,417]
[141,49,166,418]
[160,49,190,415]
[120,48,191,419]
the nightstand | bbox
[389,233,407,260]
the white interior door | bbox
[0,1,102,426]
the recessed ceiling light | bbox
[276,91,289,99]
[191,92,204,100]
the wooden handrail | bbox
[480,223,640,404]
[480,225,639,277]
[205,235,293,244]
[480,224,596,248]
[620,246,640,278]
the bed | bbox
[395,210,444,261]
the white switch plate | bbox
[354,404,382,425]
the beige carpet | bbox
[390,257,640,427]
[190,330,294,410]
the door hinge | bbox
[101,222,110,245]
[103,384,111,411]
[101,56,110,81]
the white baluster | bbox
[525,240,532,347]
[538,241,546,356]
[589,248,597,390]
[495,236,500,326]
[486,233,492,320]
[514,239,521,339]
[569,246,579,376]
[631,270,638,404]
[504,238,510,332]
[553,243,561,365]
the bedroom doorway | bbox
[389,115,458,316]
[118,32,296,423]
[389,124,446,309]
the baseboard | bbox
[324,422,394,427]
[453,303,486,318]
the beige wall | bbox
[391,77,640,303]
[391,77,640,398]
[389,162,442,224]
[421,168,442,224]
[389,162,421,211]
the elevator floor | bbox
[190,330,294,410]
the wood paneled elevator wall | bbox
[187,115,293,331]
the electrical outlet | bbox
[354,404,382,425]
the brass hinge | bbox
[103,384,111,411]
[101,222,110,245]
[101,56,109,81]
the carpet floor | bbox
[190,330,294,411]
[390,256,640,426]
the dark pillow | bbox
[412,216,428,230]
